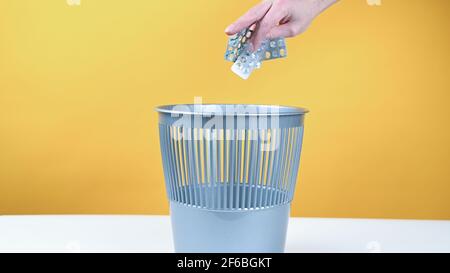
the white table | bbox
[0,216,449,253]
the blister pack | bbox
[224,26,287,79]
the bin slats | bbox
[159,125,304,210]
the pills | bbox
[225,26,287,80]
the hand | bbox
[225,0,337,50]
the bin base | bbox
[170,201,290,253]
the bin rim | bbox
[155,104,308,117]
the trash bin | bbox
[156,104,307,252]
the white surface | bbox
[0,216,449,253]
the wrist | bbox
[315,0,338,14]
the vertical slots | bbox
[235,129,241,209]
[186,128,195,205]
[159,118,304,211]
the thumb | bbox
[266,23,299,39]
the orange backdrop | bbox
[0,0,449,219]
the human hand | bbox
[225,0,338,50]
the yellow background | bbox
[0,0,449,219]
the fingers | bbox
[225,1,273,35]
[251,7,286,50]
[266,23,300,39]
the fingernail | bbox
[225,25,233,33]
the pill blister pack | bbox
[225,27,254,63]
[224,26,287,79]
